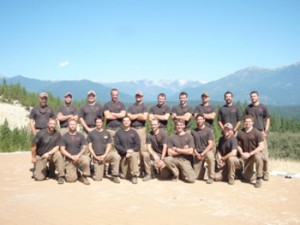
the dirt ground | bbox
[0,152,300,225]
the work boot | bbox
[142,174,152,181]
[79,175,90,185]
[131,176,138,184]
[57,177,65,185]
[112,176,120,184]
[254,178,262,188]
[263,174,269,181]
[206,178,214,184]
[228,179,235,185]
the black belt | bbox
[133,126,144,129]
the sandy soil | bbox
[0,152,300,225]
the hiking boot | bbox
[112,176,120,184]
[228,179,235,185]
[171,175,179,181]
[79,175,90,185]
[57,177,65,185]
[142,174,152,182]
[92,175,102,181]
[131,176,138,184]
[254,178,262,188]
[206,178,214,184]
[263,174,269,181]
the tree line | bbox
[1,79,300,160]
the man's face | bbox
[196,116,205,127]
[95,119,103,130]
[68,120,77,132]
[244,118,254,129]
[111,90,118,102]
[122,117,131,128]
[179,94,187,106]
[39,97,48,107]
[135,94,143,103]
[201,95,209,104]
[175,122,185,133]
[157,95,166,106]
[250,93,259,104]
[64,96,72,104]
[47,119,56,131]
[88,94,96,103]
[224,128,233,138]
[150,120,159,132]
[224,94,233,105]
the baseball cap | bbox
[224,123,234,130]
[64,92,73,98]
[135,91,144,96]
[87,90,96,96]
[39,92,48,98]
[201,92,209,97]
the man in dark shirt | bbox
[218,91,242,134]
[127,91,148,177]
[171,92,193,132]
[103,88,126,145]
[143,118,171,181]
[87,117,121,183]
[60,119,91,185]
[191,114,215,184]
[57,92,78,135]
[29,92,55,135]
[31,118,65,184]
[164,119,195,183]
[194,92,217,129]
[215,123,241,185]
[244,90,270,181]
[237,115,266,188]
[149,93,170,132]
[115,117,141,184]
[79,90,103,137]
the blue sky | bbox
[0,0,299,83]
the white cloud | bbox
[58,60,70,68]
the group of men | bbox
[30,88,270,188]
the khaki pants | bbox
[142,152,172,179]
[65,155,91,182]
[34,151,65,181]
[120,152,139,179]
[242,151,268,181]
[193,151,215,180]
[164,156,195,183]
[215,156,242,181]
[263,137,269,177]
[134,127,147,175]
[93,151,121,180]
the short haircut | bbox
[111,88,118,93]
[250,90,259,96]
[158,93,166,98]
[244,114,254,122]
[224,91,233,98]
[179,91,188,97]
[195,113,205,120]
[94,116,103,123]
[174,118,185,125]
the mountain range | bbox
[1,62,300,105]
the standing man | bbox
[57,92,78,135]
[103,88,126,144]
[171,92,194,132]
[31,118,65,184]
[60,119,91,185]
[143,118,171,181]
[114,117,141,184]
[191,114,215,184]
[87,117,121,183]
[127,91,149,177]
[164,119,195,183]
[149,93,170,132]
[29,92,55,135]
[79,90,103,137]
[194,92,217,129]
[218,91,243,134]
[215,123,241,185]
[244,90,270,181]
[237,115,267,188]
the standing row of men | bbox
[30,89,270,188]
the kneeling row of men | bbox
[31,114,268,188]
